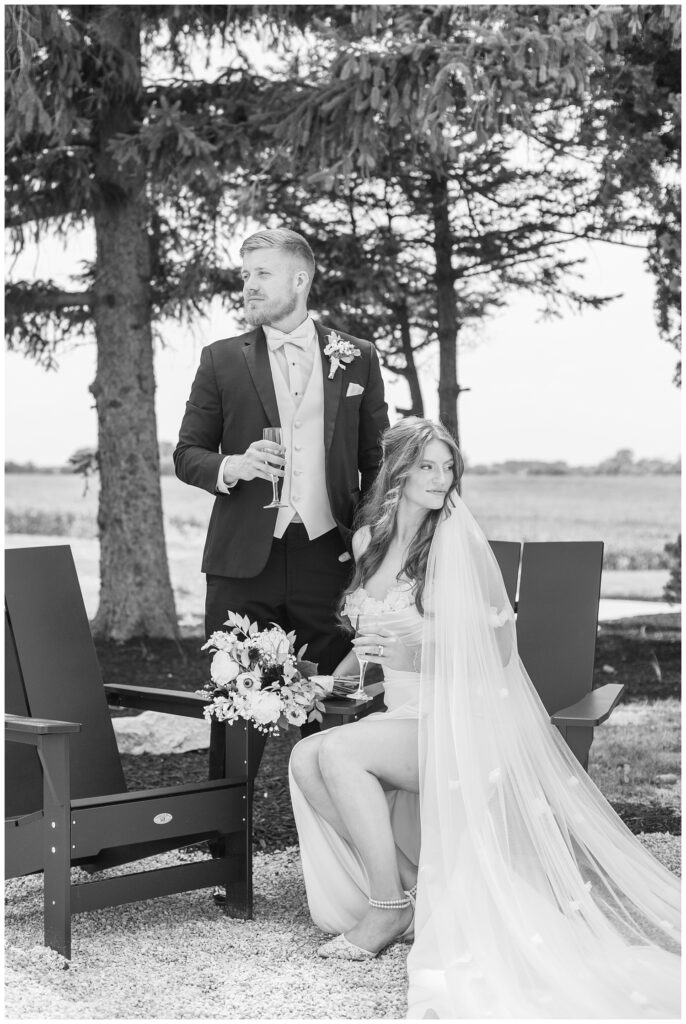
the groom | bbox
[174,226,389,713]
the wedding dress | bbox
[289,579,423,935]
[289,497,680,1019]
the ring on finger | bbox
[377,644,384,657]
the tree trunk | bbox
[397,301,424,416]
[89,8,178,640]
[429,172,462,456]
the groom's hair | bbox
[240,228,316,286]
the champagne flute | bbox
[348,613,372,702]
[262,427,288,509]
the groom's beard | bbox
[243,290,299,327]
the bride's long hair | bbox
[344,418,464,615]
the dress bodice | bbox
[343,579,424,650]
[343,581,423,714]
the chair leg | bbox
[222,791,254,919]
[208,721,268,917]
[557,725,594,771]
[38,734,72,959]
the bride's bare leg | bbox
[317,718,419,952]
[395,845,419,893]
[290,734,353,842]
[291,732,419,891]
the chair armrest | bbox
[322,682,385,720]
[551,682,625,729]
[104,683,208,719]
[5,712,81,738]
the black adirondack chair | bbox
[516,541,624,768]
[324,540,624,768]
[5,545,266,960]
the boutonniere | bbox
[323,331,361,380]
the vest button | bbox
[294,444,303,451]
[294,420,302,428]
[294,470,302,476]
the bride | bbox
[288,418,680,1019]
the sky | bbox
[4,228,681,468]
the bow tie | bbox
[265,322,312,351]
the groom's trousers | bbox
[204,525,353,893]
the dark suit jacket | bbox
[173,321,389,578]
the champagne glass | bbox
[348,613,372,702]
[262,427,287,509]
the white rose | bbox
[210,650,240,686]
[249,691,282,726]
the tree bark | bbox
[429,172,462,456]
[89,7,178,640]
[396,300,424,416]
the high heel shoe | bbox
[317,895,415,960]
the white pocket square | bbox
[346,382,365,398]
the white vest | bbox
[268,346,336,540]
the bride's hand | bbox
[352,629,415,672]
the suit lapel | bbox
[316,321,344,453]
[242,328,280,427]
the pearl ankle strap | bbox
[368,895,411,910]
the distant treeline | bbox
[5,445,681,477]
[468,451,681,476]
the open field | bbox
[6,471,681,570]
[461,473,679,569]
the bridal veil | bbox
[407,496,680,1019]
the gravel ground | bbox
[5,836,680,1020]
[5,846,408,1020]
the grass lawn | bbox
[589,699,681,804]
[587,698,681,835]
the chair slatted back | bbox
[488,541,521,610]
[516,542,603,714]
[5,546,126,805]
[5,609,44,817]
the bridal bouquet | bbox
[197,612,333,735]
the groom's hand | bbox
[222,440,286,486]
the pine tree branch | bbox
[6,283,94,314]
[5,197,90,229]
[547,228,651,250]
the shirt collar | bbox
[263,316,316,350]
